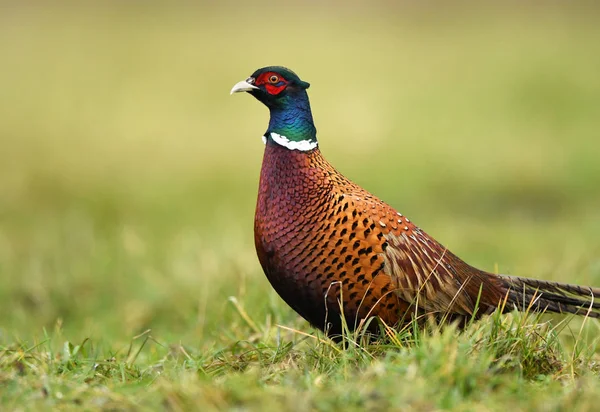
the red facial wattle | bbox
[255,71,288,96]
[264,83,287,95]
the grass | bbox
[1,2,600,410]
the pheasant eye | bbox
[269,75,279,84]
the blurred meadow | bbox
[1,1,600,409]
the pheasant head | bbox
[231,66,317,151]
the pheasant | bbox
[231,66,600,338]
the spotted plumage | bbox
[231,66,600,338]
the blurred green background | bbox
[1,1,600,348]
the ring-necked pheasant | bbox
[231,66,600,338]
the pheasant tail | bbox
[500,275,600,318]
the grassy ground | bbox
[1,2,600,410]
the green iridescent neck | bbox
[266,91,317,145]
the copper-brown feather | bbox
[254,143,600,337]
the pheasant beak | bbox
[230,78,259,95]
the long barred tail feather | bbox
[499,275,600,318]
